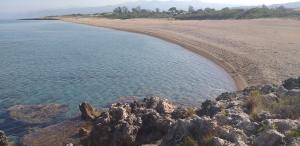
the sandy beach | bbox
[59,17,300,90]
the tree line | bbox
[95,5,300,20]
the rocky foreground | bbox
[1,78,299,146]
[76,77,300,146]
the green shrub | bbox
[289,129,300,138]
[250,90,261,97]
[83,6,300,20]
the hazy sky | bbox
[1,0,299,13]
[201,0,298,5]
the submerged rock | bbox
[0,131,9,146]
[7,104,68,124]
[21,117,92,146]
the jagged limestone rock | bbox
[0,131,9,146]
[79,102,100,121]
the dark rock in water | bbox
[283,77,300,90]
[7,104,68,124]
[21,117,92,146]
[79,102,100,121]
[0,131,9,146]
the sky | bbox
[0,0,299,14]
[201,0,299,5]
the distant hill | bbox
[270,1,300,9]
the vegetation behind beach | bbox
[68,5,300,20]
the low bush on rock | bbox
[288,129,300,138]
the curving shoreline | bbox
[57,17,300,90]
[58,17,247,90]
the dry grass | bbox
[245,92,300,120]
[182,136,198,146]
[186,107,196,118]
[200,132,215,146]
[270,96,300,119]
[244,90,264,117]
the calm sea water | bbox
[0,20,235,138]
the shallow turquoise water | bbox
[0,20,235,125]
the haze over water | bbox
[0,20,235,118]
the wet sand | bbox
[59,17,300,90]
